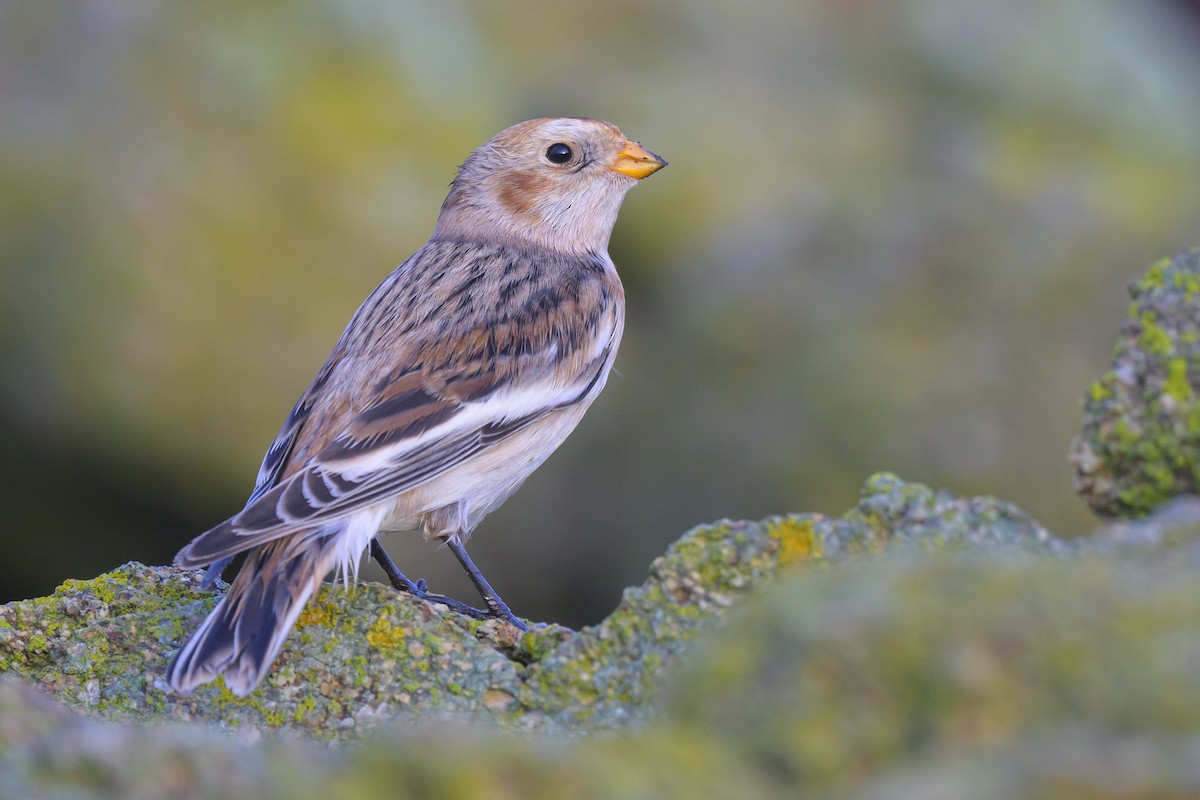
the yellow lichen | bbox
[296,599,339,630]
[365,615,406,650]
[768,517,823,568]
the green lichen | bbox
[1163,357,1192,403]
[1075,247,1200,517]
[1139,256,1171,291]
[347,655,369,686]
[1088,381,1114,403]
[1118,480,1171,515]
[294,693,317,723]
[1110,417,1139,446]
[1139,312,1174,357]
[511,625,572,665]
[1173,269,1200,299]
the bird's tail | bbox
[166,537,331,697]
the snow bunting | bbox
[166,117,666,695]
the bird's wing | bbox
[175,313,618,568]
[246,357,339,504]
[191,353,340,585]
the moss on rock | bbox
[669,546,1200,792]
[0,473,1053,739]
[1073,246,1200,517]
[5,483,1200,798]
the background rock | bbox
[1074,247,1200,516]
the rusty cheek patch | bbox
[497,170,551,218]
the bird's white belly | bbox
[376,402,591,539]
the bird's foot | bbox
[482,596,529,631]
[370,539,499,621]
[370,538,529,629]
[369,539,425,595]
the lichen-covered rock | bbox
[668,545,1200,793]
[0,473,1054,739]
[831,471,1058,555]
[0,512,814,737]
[1073,246,1200,517]
[4,488,1200,799]
[852,729,1200,799]
[0,675,767,800]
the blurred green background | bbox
[2,0,1199,628]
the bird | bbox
[164,117,666,696]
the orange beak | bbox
[611,140,667,180]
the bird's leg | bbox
[370,539,494,622]
[445,536,528,631]
[369,539,423,594]
[200,556,233,589]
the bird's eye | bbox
[545,143,573,164]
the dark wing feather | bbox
[248,357,338,502]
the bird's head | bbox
[432,117,666,255]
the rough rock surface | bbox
[1073,246,1200,516]
[0,473,1052,739]
[5,477,1200,798]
